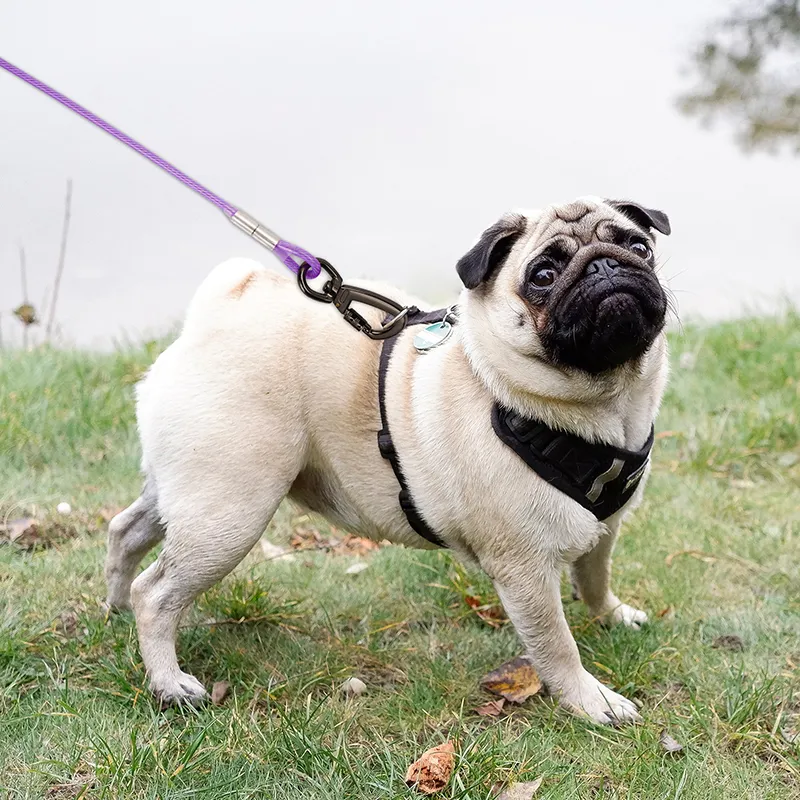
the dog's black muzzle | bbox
[543,245,668,374]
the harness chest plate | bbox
[378,308,656,549]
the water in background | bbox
[1,0,798,348]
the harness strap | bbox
[378,307,449,548]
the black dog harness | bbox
[377,309,655,548]
[492,406,654,521]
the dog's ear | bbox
[456,214,527,289]
[607,200,671,236]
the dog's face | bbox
[457,198,670,375]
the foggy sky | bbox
[1,0,798,348]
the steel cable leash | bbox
[0,56,409,339]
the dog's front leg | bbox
[492,557,640,725]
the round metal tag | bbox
[413,321,453,352]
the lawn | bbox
[1,314,799,799]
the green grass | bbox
[1,316,799,799]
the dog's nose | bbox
[585,257,620,278]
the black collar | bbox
[492,404,654,520]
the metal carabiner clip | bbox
[297,259,409,340]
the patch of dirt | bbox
[712,634,745,652]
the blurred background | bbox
[1,0,798,348]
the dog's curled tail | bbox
[182,257,277,333]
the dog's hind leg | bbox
[129,472,295,707]
[105,480,165,611]
[570,522,647,629]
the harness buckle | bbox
[297,260,409,340]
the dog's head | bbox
[457,197,670,375]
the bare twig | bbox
[19,245,29,350]
[19,245,28,303]
[46,178,73,343]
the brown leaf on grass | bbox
[59,611,79,636]
[211,681,230,705]
[1,515,81,550]
[338,534,382,555]
[2,517,40,546]
[494,778,544,799]
[405,741,455,794]
[289,525,382,556]
[464,595,508,628]
[480,656,542,704]
[659,730,685,755]
[290,525,328,549]
[656,606,672,618]
[46,771,94,798]
[665,549,717,567]
[712,634,744,652]
[475,698,505,717]
[780,712,799,744]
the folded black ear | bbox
[456,214,527,289]
[607,200,671,236]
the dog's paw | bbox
[151,671,209,708]
[104,594,133,613]
[558,671,641,726]
[610,603,648,630]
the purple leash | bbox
[0,56,321,279]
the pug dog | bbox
[105,196,671,724]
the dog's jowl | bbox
[105,196,671,724]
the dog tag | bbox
[414,321,453,352]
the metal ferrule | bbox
[230,210,280,250]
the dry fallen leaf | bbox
[46,771,95,798]
[665,549,717,567]
[464,595,508,628]
[405,741,455,795]
[59,611,79,636]
[659,730,685,755]
[211,681,230,705]
[475,698,505,717]
[781,712,799,744]
[3,517,40,546]
[656,606,672,618]
[712,634,744,652]
[290,525,382,556]
[480,656,542,704]
[495,778,543,799]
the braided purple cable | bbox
[273,240,322,276]
[0,57,238,216]
[0,56,322,278]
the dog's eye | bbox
[532,267,557,288]
[629,240,652,260]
